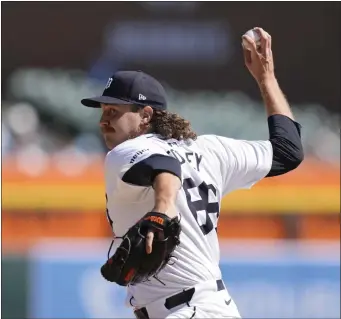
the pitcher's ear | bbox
[141,106,153,124]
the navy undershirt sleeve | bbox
[267,114,304,177]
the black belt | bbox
[134,279,225,319]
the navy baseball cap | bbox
[81,70,167,110]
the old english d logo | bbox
[105,77,113,89]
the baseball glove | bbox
[100,212,181,286]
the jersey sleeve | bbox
[104,137,181,191]
[206,135,273,195]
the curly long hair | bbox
[133,105,197,141]
[149,109,197,141]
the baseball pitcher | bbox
[81,28,303,318]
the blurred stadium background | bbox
[1,2,340,319]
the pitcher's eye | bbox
[108,109,116,116]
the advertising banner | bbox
[28,239,340,319]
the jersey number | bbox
[182,178,219,235]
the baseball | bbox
[242,29,261,50]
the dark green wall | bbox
[2,255,28,319]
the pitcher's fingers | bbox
[255,27,272,59]
[265,31,272,50]
[146,231,154,254]
[242,35,258,61]
[243,47,252,65]
[253,27,267,57]
[261,29,272,57]
[242,35,257,52]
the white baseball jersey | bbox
[104,133,273,307]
